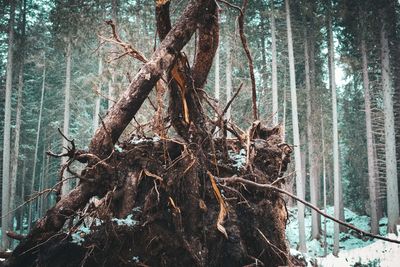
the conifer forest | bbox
[1,0,400,266]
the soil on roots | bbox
[34,126,291,267]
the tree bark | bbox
[225,36,232,125]
[361,39,379,234]
[304,30,321,240]
[93,57,102,134]
[9,0,27,246]
[321,106,328,256]
[271,2,278,125]
[61,40,72,195]
[286,0,306,253]
[328,15,341,256]
[155,0,212,141]
[192,3,219,90]
[381,20,399,234]
[2,0,15,250]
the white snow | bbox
[286,206,400,266]
[317,235,400,267]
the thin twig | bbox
[104,20,148,63]
[222,83,243,116]
[256,227,286,263]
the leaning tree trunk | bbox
[3,1,292,266]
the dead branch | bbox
[222,83,243,116]
[217,176,400,245]
[238,0,258,120]
[218,0,258,120]
[92,82,117,103]
[46,128,75,158]
[104,20,148,63]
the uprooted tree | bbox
[2,1,294,266]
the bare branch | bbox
[218,0,258,120]
[104,20,148,63]
[222,83,243,116]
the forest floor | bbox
[287,206,400,266]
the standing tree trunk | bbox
[214,44,220,136]
[28,59,46,231]
[286,0,306,253]
[61,40,72,195]
[321,106,328,256]
[1,0,15,250]
[93,57,102,134]
[304,30,321,240]
[225,36,232,124]
[10,0,27,242]
[361,38,379,234]
[328,15,341,256]
[271,1,278,125]
[214,46,220,108]
[381,20,399,234]
[18,161,26,233]
[108,0,118,110]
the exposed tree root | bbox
[2,125,292,267]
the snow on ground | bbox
[317,234,400,267]
[286,206,400,266]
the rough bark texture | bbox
[192,4,219,90]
